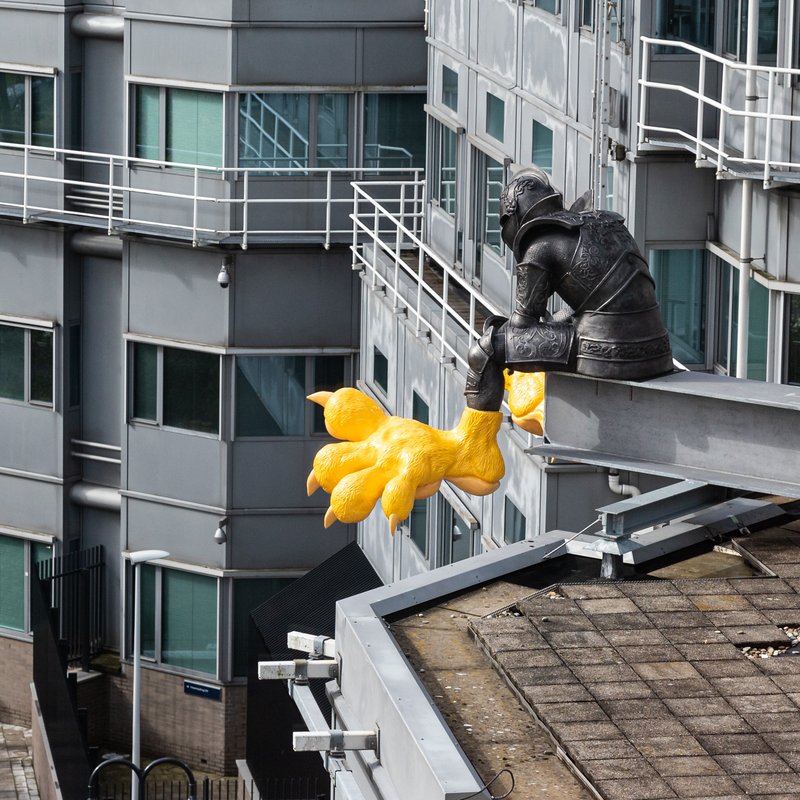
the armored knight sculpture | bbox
[307,168,673,532]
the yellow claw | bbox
[415,481,442,500]
[324,507,338,528]
[307,470,321,496]
[307,391,334,407]
[389,514,400,535]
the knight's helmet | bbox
[499,167,563,254]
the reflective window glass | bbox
[0,536,24,630]
[132,342,157,421]
[373,347,389,394]
[442,66,458,111]
[504,497,526,544]
[484,155,504,254]
[235,355,305,437]
[163,348,219,434]
[0,325,24,401]
[29,329,52,404]
[239,93,310,170]
[316,94,348,168]
[0,73,25,145]
[532,120,553,174]
[787,295,800,385]
[166,89,222,168]
[135,85,160,160]
[486,93,504,142]
[650,249,707,366]
[363,93,426,170]
[655,0,715,49]
[312,356,346,434]
[162,570,217,675]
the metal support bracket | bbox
[287,631,336,659]
[258,659,338,683]
[293,730,379,755]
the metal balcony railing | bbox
[0,141,423,248]
[638,37,800,187]
[351,180,500,373]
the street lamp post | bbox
[128,549,170,797]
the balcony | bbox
[638,37,800,188]
[0,142,423,249]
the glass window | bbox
[0,536,24,631]
[486,93,504,143]
[0,72,54,147]
[139,563,157,659]
[166,89,222,168]
[312,356,346,434]
[30,330,53,404]
[316,94,349,168]
[442,66,458,111]
[363,93,426,170]
[532,120,553,174]
[135,85,160,160]
[373,347,389,394]
[655,0,715,49]
[0,325,24,401]
[235,355,305,437]
[747,279,768,381]
[649,249,707,366]
[132,342,157,421]
[163,348,220,434]
[787,295,800,385]
[610,0,625,40]
[408,392,430,556]
[504,497,526,544]
[442,500,473,565]
[484,155,504,254]
[534,0,559,14]
[162,570,217,675]
[433,123,457,216]
[233,578,292,677]
[581,0,593,28]
[725,0,778,64]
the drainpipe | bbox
[71,13,124,40]
[736,0,760,379]
[608,468,640,498]
[70,482,121,512]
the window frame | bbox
[531,119,554,175]
[785,293,800,386]
[362,91,427,172]
[237,91,352,171]
[131,561,220,679]
[130,82,225,169]
[441,65,459,112]
[503,496,527,545]
[532,0,561,16]
[0,319,56,409]
[127,340,222,437]
[431,120,458,217]
[0,533,53,635]
[0,66,57,150]
[233,352,350,439]
[471,147,507,285]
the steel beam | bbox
[532,371,800,497]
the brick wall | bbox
[0,637,32,726]
[104,665,247,774]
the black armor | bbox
[465,168,673,413]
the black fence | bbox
[31,564,93,800]
[94,776,325,800]
[37,544,105,668]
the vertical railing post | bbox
[22,146,29,222]
[399,181,407,239]
[412,171,420,240]
[107,156,115,235]
[243,170,250,251]
[192,166,199,247]
[440,271,449,359]
[695,54,707,163]
[394,209,402,310]
[371,205,379,289]
[352,182,360,269]
[324,169,332,250]
[637,39,650,149]
[78,568,90,672]
[763,71,775,187]
[415,245,424,334]
[717,63,729,175]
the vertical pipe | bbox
[324,170,332,250]
[695,55,707,162]
[717,65,730,175]
[23,146,29,222]
[736,0,760,379]
[242,170,249,251]
[638,39,650,149]
[192,167,199,247]
[108,156,115,234]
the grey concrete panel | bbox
[129,21,232,83]
[0,153,65,219]
[521,10,568,113]
[0,9,63,67]
[432,0,468,54]
[82,39,124,155]
[428,206,457,266]
[362,29,426,86]
[787,197,800,284]
[643,161,715,244]
[125,0,246,20]
[0,474,62,536]
[128,242,229,345]
[81,255,122,446]
[229,512,353,570]
[0,225,63,319]
[236,28,357,86]
[233,248,358,348]
[125,497,225,567]
[246,0,423,24]
[475,0,516,83]
[126,425,226,507]
[575,34,596,127]
[231,439,332,509]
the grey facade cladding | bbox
[0,0,425,770]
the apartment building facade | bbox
[352,0,800,583]
[0,0,425,772]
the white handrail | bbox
[638,36,800,186]
[0,140,424,245]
